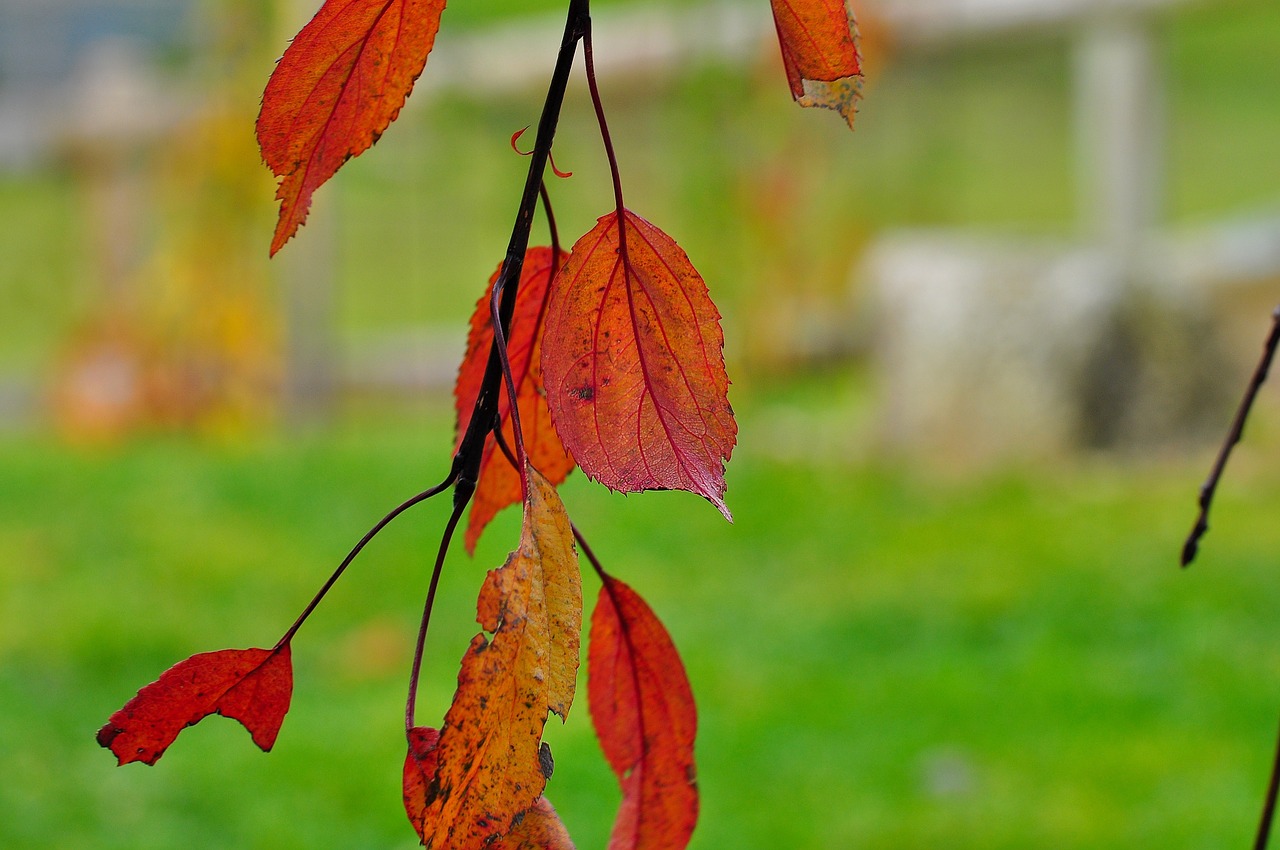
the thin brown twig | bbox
[1180,306,1280,567]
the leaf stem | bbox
[405,496,467,732]
[571,523,608,583]
[582,19,626,217]
[541,182,561,260]
[1181,305,1280,567]
[275,474,456,650]
[491,277,529,489]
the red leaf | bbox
[589,576,698,850]
[542,210,735,518]
[454,247,575,554]
[403,726,441,833]
[771,0,863,127]
[257,0,447,255]
[97,646,293,766]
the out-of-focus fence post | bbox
[276,0,340,427]
[1074,7,1163,270]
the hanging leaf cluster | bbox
[99,0,862,847]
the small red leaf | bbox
[454,247,575,554]
[97,645,293,766]
[257,0,447,255]
[771,0,863,127]
[403,725,441,835]
[589,576,698,850]
[542,209,735,518]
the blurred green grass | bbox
[2,387,1280,848]
[1,0,1279,847]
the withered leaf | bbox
[413,467,582,849]
[771,0,863,127]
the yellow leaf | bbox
[415,467,582,850]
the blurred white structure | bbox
[861,0,1280,459]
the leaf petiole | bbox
[275,474,457,649]
[404,496,467,733]
[582,18,627,219]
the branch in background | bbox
[1180,306,1280,567]
[1255,713,1280,850]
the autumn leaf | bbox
[403,725,442,831]
[771,0,863,127]
[541,209,735,519]
[97,645,293,766]
[413,467,582,850]
[455,247,575,554]
[257,0,447,255]
[493,796,577,850]
[405,727,575,849]
[589,574,698,850]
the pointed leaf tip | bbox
[258,0,448,253]
[97,645,293,766]
[542,210,736,518]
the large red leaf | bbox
[404,727,575,849]
[542,210,735,519]
[257,0,447,255]
[97,645,293,766]
[455,247,575,554]
[589,576,698,850]
[413,467,582,850]
[770,0,862,127]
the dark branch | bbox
[402,0,590,725]
[1181,306,1280,567]
[451,0,589,515]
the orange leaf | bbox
[414,467,582,850]
[770,0,863,127]
[589,576,698,850]
[455,247,575,554]
[257,0,447,255]
[405,729,574,849]
[542,210,735,519]
[97,645,293,766]
[493,796,577,850]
